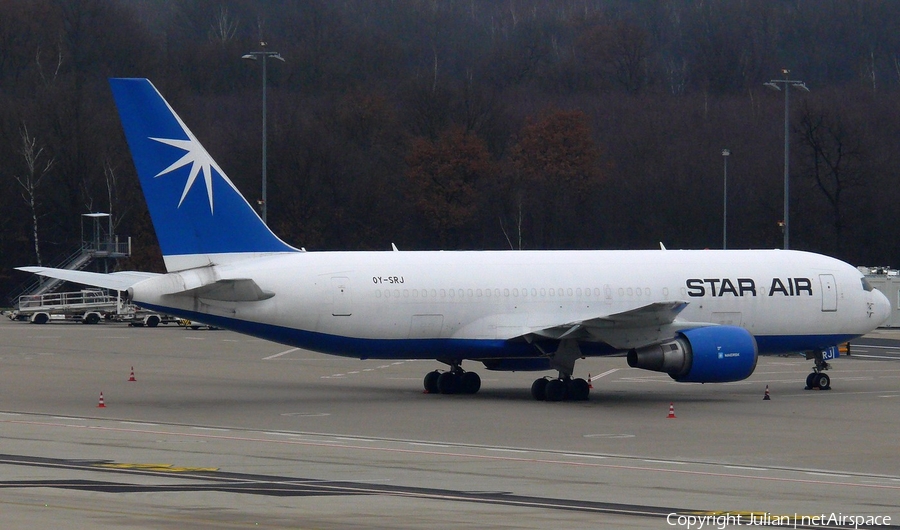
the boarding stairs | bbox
[6,213,131,307]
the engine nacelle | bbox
[626,326,758,383]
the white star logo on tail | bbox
[148,101,233,214]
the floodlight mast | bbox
[764,69,808,250]
[242,42,285,225]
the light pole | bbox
[722,149,730,249]
[242,42,285,225]
[764,69,808,250]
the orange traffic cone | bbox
[667,402,676,419]
[763,385,771,400]
[97,392,106,408]
[128,367,136,382]
[587,374,594,389]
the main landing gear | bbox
[531,376,590,401]
[805,350,832,390]
[423,362,481,395]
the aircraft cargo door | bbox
[331,277,352,316]
[819,274,837,312]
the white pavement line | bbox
[590,369,619,381]
[263,348,299,360]
[6,418,900,492]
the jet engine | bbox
[626,326,758,383]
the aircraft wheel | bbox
[436,372,459,394]
[805,373,816,389]
[545,379,567,402]
[531,378,549,401]
[811,372,831,390]
[568,378,590,401]
[459,371,481,394]
[423,370,440,393]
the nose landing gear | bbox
[805,350,832,390]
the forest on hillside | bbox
[3,0,900,299]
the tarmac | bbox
[1,316,899,529]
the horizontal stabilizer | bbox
[15,267,159,291]
[169,278,274,302]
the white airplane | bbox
[18,78,891,401]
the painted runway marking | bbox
[590,368,619,381]
[263,348,299,360]
[848,353,900,360]
[4,417,900,496]
[323,362,409,379]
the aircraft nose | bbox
[873,288,891,326]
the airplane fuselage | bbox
[131,248,884,361]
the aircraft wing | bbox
[15,267,160,291]
[514,301,709,350]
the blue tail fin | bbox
[110,78,296,271]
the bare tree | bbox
[208,6,238,46]
[797,102,865,249]
[13,125,55,266]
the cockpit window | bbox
[861,277,874,292]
